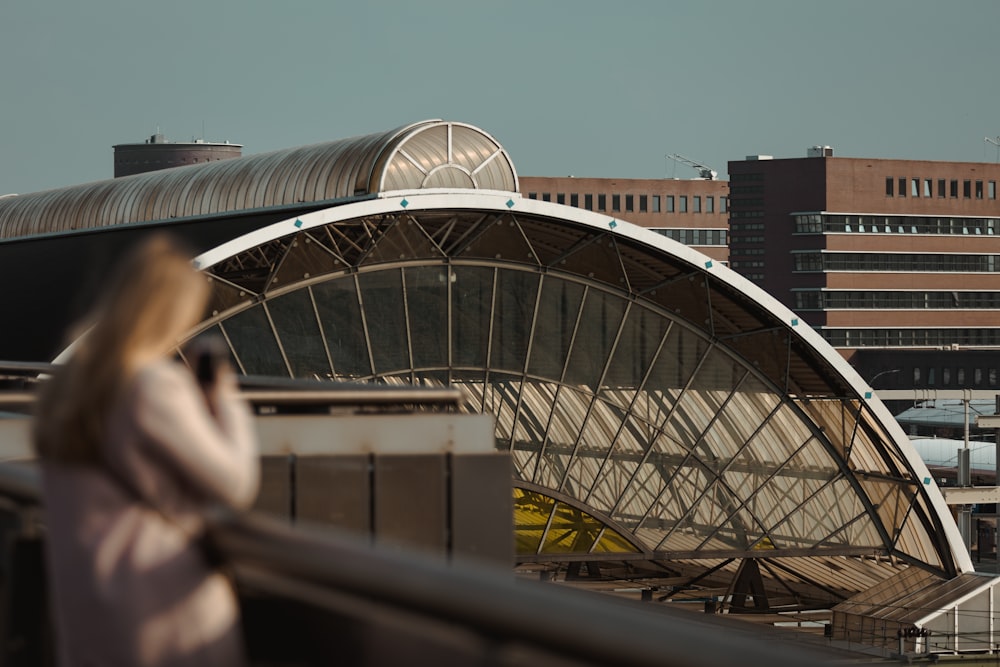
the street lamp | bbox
[868,368,901,387]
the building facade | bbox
[0,121,971,612]
[518,176,729,263]
[727,152,1000,390]
[113,133,242,177]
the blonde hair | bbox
[34,234,210,464]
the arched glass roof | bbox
[173,192,970,609]
[0,120,516,241]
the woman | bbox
[33,234,260,666]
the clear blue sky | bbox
[2,0,999,194]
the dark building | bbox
[113,133,242,177]
[727,149,1000,390]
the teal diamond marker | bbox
[705,260,713,269]
[609,220,617,229]
[506,199,515,208]
[791,318,799,326]
[400,198,409,208]
[923,477,931,485]
[294,219,303,228]
[864,391,873,399]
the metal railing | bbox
[0,463,845,667]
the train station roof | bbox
[5,120,972,610]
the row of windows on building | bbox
[900,365,1000,388]
[821,328,1000,349]
[525,192,727,215]
[794,252,1000,273]
[794,291,1000,311]
[650,228,728,246]
[795,214,1000,236]
[886,177,997,200]
[730,260,765,270]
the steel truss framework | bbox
[175,196,969,608]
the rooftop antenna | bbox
[665,153,718,180]
[985,136,1000,162]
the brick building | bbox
[518,176,730,263]
[728,149,1000,391]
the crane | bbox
[665,153,718,180]
[986,136,1000,162]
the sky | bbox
[2,0,999,195]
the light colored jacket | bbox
[42,360,259,666]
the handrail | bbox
[0,372,464,411]
[0,463,840,667]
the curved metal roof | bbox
[0,120,517,241]
[152,191,970,608]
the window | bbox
[570,193,579,207]
[612,194,621,212]
[990,182,997,200]
[585,194,593,210]
[938,179,946,198]
[666,195,675,212]
[652,195,660,212]
[556,193,565,205]
[964,180,972,198]
[679,196,688,213]
[950,180,959,198]
[639,195,647,212]
[924,179,932,197]
[720,196,727,213]
[976,180,984,199]
[899,178,906,196]
[542,193,551,202]
[598,194,606,211]
[528,192,537,200]
[625,194,633,212]
[886,177,894,196]
[911,178,919,197]
[693,196,701,213]
[706,196,714,213]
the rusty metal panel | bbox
[254,455,292,519]
[373,454,447,554]
[451,453,513,566]
[296,454,371,534]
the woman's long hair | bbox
[33,234,211,464]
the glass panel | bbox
[562,400,625,508]
[452,266,494,368]
[404,265,448,369]
[491,269,540,372]
[592,526,639,553]
[541,502,603,553]
[603,304,669,395]
[267,288,331,379]
[513,488,555,554]
[221,305,288,376]
[358,269,409,375]
[510,380,560,480]
[533,386,588,487]
[312,276,370,378]
[564,289,628,387]
[527,276,585,379]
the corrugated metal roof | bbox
[0,120,518,241]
